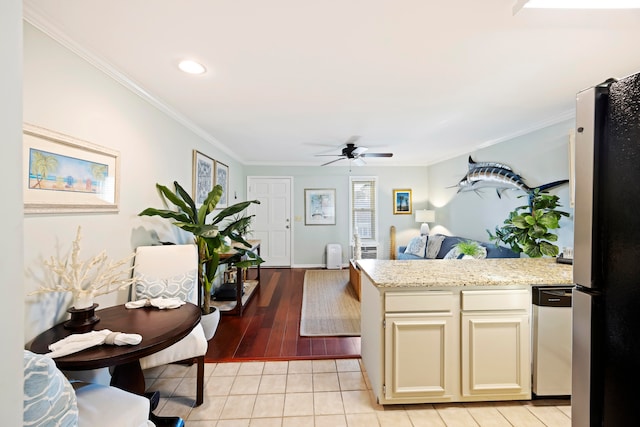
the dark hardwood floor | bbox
[205,268,361,362]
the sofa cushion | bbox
[404,235,427,257]
[486,244,520,258]
[23,350,78,427]
[425,234,445,259]
[443,244,488,259]
[436,235,464,259]
[398,234,519,259]
[396,251,424,260]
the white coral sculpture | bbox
[30,226,137,309]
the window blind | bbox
[350,177,377,240]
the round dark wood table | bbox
[30,302,201,394]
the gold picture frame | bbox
[393,189,412,214]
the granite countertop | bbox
[357,258,573,288]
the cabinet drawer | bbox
[461,289,529,311]
[385,291,454,313]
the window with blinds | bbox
[349,176,378,241]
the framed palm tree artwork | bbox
[393,189,412,214]
[23,123,120,214]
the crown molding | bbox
[22,3,242,164]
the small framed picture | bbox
[393,189,412,214]
[192,150,215,207]
[305,188,336,225]
[215,160,229,209]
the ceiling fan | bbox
[316,136,393,166]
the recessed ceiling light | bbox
[178,60,206,75]
[514,0,640,14]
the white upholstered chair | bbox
[23,350,154,427]
[132,244,208,406]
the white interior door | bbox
[247,177,292,267]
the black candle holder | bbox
[64,303,100,333]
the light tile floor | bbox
[144,359,571,427]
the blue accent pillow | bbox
[23,350,78,426]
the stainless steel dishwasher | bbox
[532,285,573,397]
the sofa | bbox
[397,233,519,260]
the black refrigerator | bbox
[573,72,640,426]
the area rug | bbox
[300,269,361,337]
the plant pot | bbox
[201,307,220,341]
[64,303,100,333]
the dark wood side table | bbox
[30,303,201,426]
[218,239,261,316]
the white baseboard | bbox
[292,263,349,269]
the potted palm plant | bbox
[139,181,263,336]
[487,190,569,258]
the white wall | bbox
[245,165,430,265]
[23,23,245,342]
[1,1,25,422]
[428,120,574,252]
[246,120,575,266]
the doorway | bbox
[247,176,292,267]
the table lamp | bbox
[415,209,436,235]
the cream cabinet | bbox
[460,290,531,400]
[384,291,458,402]
[360,274,532,405]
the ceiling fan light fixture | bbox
[178,59,207,75]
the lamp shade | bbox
[415,210,435,223]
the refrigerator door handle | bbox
[574,86,606,289]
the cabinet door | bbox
[461,312,530,398]
[384,314,454,400]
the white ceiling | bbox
[23,0,640,167]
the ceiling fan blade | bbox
[321,157,346,166]
[361,153,393,158]
[352,146,368,156]
[352,157,366,166]
[314,154,343,157]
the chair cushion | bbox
[133,245,199,304]
[73,382,152,427]
[23,350,78,427]
[139,323,208,370]
[134,270,196,301]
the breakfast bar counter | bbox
[357,257,573,288]
[358,257,573,405]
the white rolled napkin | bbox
[46,329,142,358]
[125,297,186,310]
